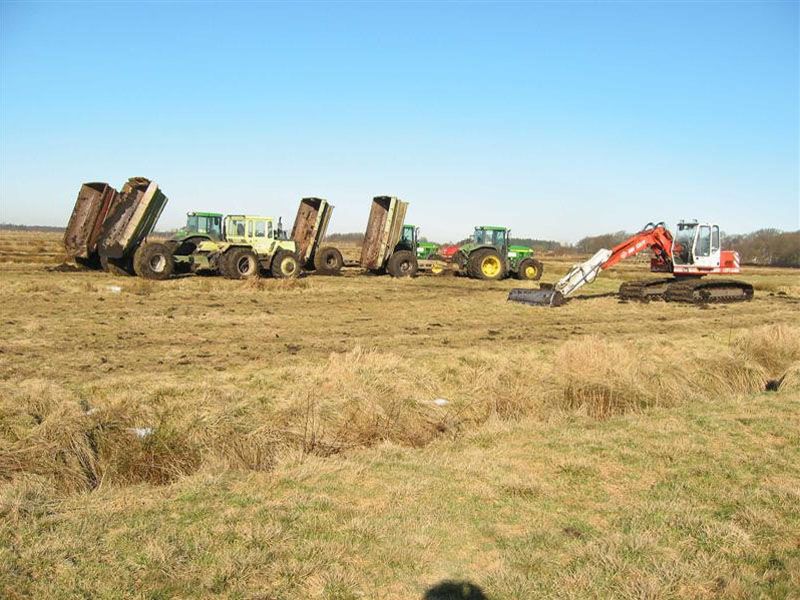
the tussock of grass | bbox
[0,381,201,492]
[544,337,677,418]
[733,324,800,378]
[279,347,443,453]
[779,363,800,392]
[543,332,781,418]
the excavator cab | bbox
[672,221,721,269]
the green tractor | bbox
[173,212,223,252]
[133,211,222,279]
[134,214,299,280]
[454,226,543,281]
[404,224,440,261]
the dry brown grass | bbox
[1,231,799,598]
[2,328,796,495]
[733,323,800,378]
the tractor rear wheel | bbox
[225,248,260,279]
[467,249,504,280]
[387,250,418,277]
[271,250,300,279]
[314,246,344,275]
[515,258,543,281]
[133,242,175,280]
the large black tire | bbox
[515,258,543,281]
[271,250,300,279]
[387,250,418,277]
[313,246,344,275]
[225,248,260,279]
[467,248,504,280]
[172,236,208,256]
[133,242,175,280]
[100,254,134,276]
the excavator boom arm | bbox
[554,223,673,298]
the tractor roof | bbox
[475,225,508,231]
[226,215,275,221]
[188,211,223,217]
[404,223,416,228]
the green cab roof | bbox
[188,211,223,217]
[474,225,509,231]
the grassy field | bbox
[1,231,799,599]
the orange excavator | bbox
[509,220,754,306]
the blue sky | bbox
[1,1,797,242]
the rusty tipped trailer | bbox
[63,182,120,267]
[290,197,344,274]
[360,196,418,276]
[96,177,168,274]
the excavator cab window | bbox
[696,225,712,258]
[673,222,697,265]
[711,226,720,254]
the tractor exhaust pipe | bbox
[508,285,566,307]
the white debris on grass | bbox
[107,285,122,293]
[129,427,154,439]
[432,398,450,406]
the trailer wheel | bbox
[313,246,344,275]
[387,250,418,278]
[515,258,543,281]
[225,248,260,279]
[467,249,504,280]
[133,242,175,280]
[100,255,134,276]
[272,250,300,279]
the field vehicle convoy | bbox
[63,179,755,307]
[509,220,754,306]
[452,226,544,281]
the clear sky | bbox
[1,1,798,242]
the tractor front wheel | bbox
[314,246,344,275]
[225,248,260,279]
[271,250,300,279]
[467,249,504,280]
[133,242,175,280]
[387,250,418,277]
[515,258,543,281]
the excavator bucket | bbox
[508,286,566,307]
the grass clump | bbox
[733,324,800,378]
[545,337,678,418]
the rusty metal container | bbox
[97,177,168,260]
[290,197,334,268]
[360,196,408,270]
[63,182,119,261]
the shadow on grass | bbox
[424,580,488,600]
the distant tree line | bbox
[725,229,800,267]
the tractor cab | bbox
[179,212,223,241]
[472,226,509,252]
[672,220,721,269]
[397,224,417,252]
[223,215,285,255]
